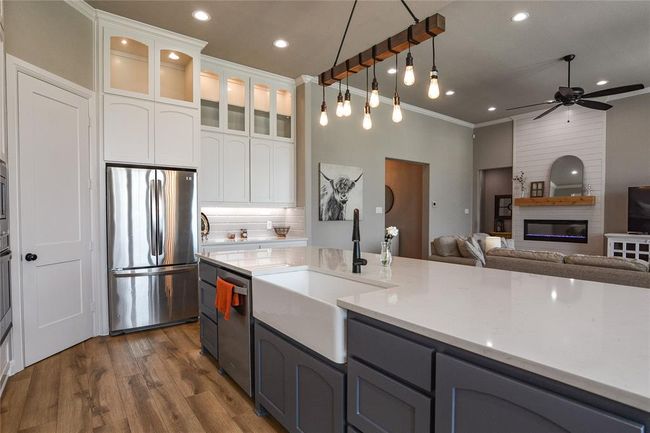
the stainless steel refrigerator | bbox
[107,165,198,334]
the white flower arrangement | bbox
[385,226,399,241]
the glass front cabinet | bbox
[200,61,251,136]
[103,27,155,99]
[251,78,295,141]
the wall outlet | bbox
[375,207,383,214]
[431,201,438,208]
[464,208,470,215]
[266,220,273,229]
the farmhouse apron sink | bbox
[252,270,384,363]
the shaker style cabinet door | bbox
[154,102,199,167]
[272,141,295,205]
[199,131,222,203]
[250,139,274,203]
[435,354,644,433]
[103,94,155,164]
[221,134,250,203]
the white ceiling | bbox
[88,1,650,124]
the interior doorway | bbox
[479,167,513,235]
[385,159,429,259]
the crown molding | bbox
[202,55,295,86]
[474,117,513,129]
[96,10,207,49]
[306,76,473,128]
[64,0,96,20]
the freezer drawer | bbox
[109,264,198,333]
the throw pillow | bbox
[464,237,486,266]
[456,236,473,258]
[433,236,461,257]
[564,254,649,272]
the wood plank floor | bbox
[0,322,287,433]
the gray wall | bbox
[604,92,650,233]
[5,1,94,90]
[309,83,474,253]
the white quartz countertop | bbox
[196,246,650,411]
[201,236,308,246]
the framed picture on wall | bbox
[494,194,512,219]
[530,181,545,197]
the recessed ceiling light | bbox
[192,10,211,21]
[571,170,578,175]
[445,90,455,96]
[120,39,128,45]
[596,80,608,86]
[273,39,289,48]
[488,106,496,112]
[168,52,180,60]
[387,68,397,75]
[512,12,530,22]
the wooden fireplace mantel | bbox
[514,196,596,207]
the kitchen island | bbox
[197,246,650,433]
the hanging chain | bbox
[332,0,358,69]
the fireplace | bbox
[523,219,588,243]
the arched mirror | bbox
[549,155,584,197]
[385,185,395,214]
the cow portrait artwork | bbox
[319,163,364,221]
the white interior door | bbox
[17,73,92,366]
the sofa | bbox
[428,234,650,288]
[485,248,650,288]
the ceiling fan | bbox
[507,54,644,120]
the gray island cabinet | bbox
[346,313,648,433]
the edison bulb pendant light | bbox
[392,92,403,123]
[403,51,415,86]
[428,68,440,99]
[363,102,372,130]
[320,101,328,126]
[343,89,352,117]
[336,90,344,117]
[370,77,380,108]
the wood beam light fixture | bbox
[317,0,445,128]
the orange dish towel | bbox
[216,277,241,320]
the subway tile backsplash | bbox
[201,207,305,241]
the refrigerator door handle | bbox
[149,179,157,258]
[112,264,196,277]
[156,179,164,256]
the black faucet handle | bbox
[354,258,368,266]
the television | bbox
[628,186,650,234]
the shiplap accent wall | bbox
[201,207,305,241]
[513,108,606,255]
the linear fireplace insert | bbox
[524,219,588,243]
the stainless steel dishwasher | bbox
[216,267,252,396]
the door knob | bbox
[25,253,37,262]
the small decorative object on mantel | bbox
[530,181,545,198]
[584,184,592,196]
[513,171,527,198]
[381,226,399,266]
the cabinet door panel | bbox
[348,358,431,433]
[200,314,218,359]
[154,103,199,167]
[250,139,273,203]
[199,281,217,323]
[294,349,345,433]
[222,134,249,203]
[255,322,295,427]
[273,141,295,204]
[199,131,222,203]
[103,26,154,99]
[104,94,154,164]
[435,354,643,433]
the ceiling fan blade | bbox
[558,87,573,98]
[533,104,562,120]
[582,84,644,99]
[506,101,556,111]
[577,99,613,111]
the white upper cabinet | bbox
[251,138,296,206]
[154,103,199,167]
[154,41,200,108]
[200,69,221,130]
[222,134,250,203]
[199,131,222,203]
[224,72,249,135]
[103,94,155,164]
[273,141,296,204]
[103,26,154,99]
[250,139,274,203]
[251,77,295,141]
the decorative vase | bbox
[380,241,392,267]
[519,185,527,198]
